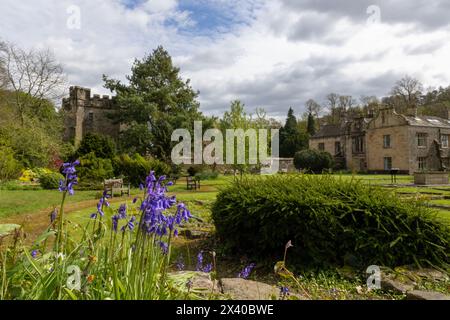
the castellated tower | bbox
[63,86,121,146]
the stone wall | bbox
[63,86,120,146]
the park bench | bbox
[186,176,200,190]
[103,178,130,198]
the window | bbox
[441,135,449,148]
[335,142,341,155]
[352,136,364,153]
[318,143,325,151]
[383,135,391,148]
[418,157,427,170]
[384,157,392,171]
[88,112,94,121]
[417,133,427,147]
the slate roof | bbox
[402,115,450,128]
[311,124,343,138]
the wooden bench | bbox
[104,179,130,198]
[186,176,200,190]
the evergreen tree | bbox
[307,112,316,136]
[103,46,203,160]
[279,108,308,157]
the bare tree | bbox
[305,99,323,118]
[326,93,339,110]
[0,42,67,125]
[390,76,423,111]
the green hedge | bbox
[39,172,64,190]
[294,149,334,173]
[212,174,450,268]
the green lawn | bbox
[0,189,100,219]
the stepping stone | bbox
[220,278,279,300]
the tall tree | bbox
[307,113,316,136]
[389,75,423,113]
[103,46,203,160]
[0,41,66,125]
[279,108,308,157]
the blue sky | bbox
[0,0,449,117]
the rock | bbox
[381,278,414,294]
[169,271,220,294]
[220,278,280,300]
[413,268,448,281]
[406,290,450,300]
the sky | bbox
[1,0,450,118]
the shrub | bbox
[294,149,334,173]
[212,174,450,268]
[0,146,21,181]
[195,170,219,180]
[74,132,116,159]
[187,166,200,177]
[113,154,171,187]
[77,152,114,185]
[39,172,65,190]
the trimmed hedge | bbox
[212,174,450,268]
[294,149,334,173]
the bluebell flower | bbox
[203,263,213,273]
[59,160,79,196]
[196,251,203,271]
[238,263,256,279]
[50,208,58,223]
[118,204,127,219]
[159,241,169,255]
[279,286,290,300]
[112,215,119,232]
[31,250,38,259]
[176,255,185,271]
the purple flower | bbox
[31,250,38,258]
[118,204,127,219]
[203,263,213,273]
[121,216,136,232]
[58,160,80,196]
[238,263,256,279]
[59,160,79,196]
[196,251,203,271]
[112,215,119,232]
[50,208,58,223]
[159,241,169,255]
[176,255,185,271]
[279,286,290,300]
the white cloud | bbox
[0,0,449,117]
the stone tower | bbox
[62,86,120,146]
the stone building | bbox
[63,86,121,146]
[310,107,450,174]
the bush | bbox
[294,149,334,173]
[77,152,114,185]
[113,154,171,187]
[0,146,21,181]
[187,166,200,177]
[74,133,116,159]
[212,174,450,268]
[39,172,64,190]
[195,170,219,180]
